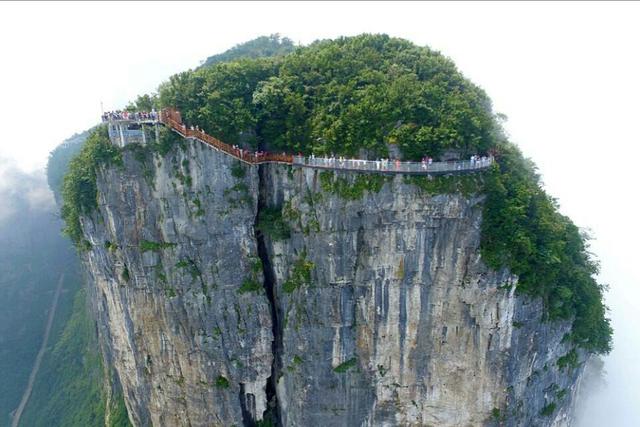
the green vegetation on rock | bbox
[139,240,177,252]
[540,402,557,417]
[61,126,121,250]
[557,349,580,370]
[319,171,388,200]
[256,206,291,240]
[238,278,262,294]
[230,161,247,179]
[30,136,132,427]
[215,375,230,389]
[152,126,184,156]
[481,145,611,353]
[333,357,358,373]
[282,252,314,294]
[403,173,485,196]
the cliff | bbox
[81,140,272,426]
[75,136,587,427]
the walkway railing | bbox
[159,110,293,165]
[104,108,494,174]
[101,112,158,123]
[293,155,493,174]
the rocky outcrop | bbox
[82,140,273,426]
[261,165,583,427]
[79,136,585,426]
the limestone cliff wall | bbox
[261,165,583,427]
[79,137,585,427]
[82,141,272,426]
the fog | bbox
[0,2,638,425]
[0,157,54,226]
[0,155,74,426]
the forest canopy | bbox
[200,34,296,68]
[158,34,498,159]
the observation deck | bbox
[103,111,160,147]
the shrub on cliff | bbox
[482,143,611,353]
[60,126,121,249]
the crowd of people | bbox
[303,154,398,170]
[468,155,492,168]
[102,110,158,122]
[298,153,493,172]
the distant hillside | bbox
[0,136,131,426]
[46,130,91,204]
[0,166,77,426]
[200,34,296,68]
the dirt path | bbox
[11,273,64,427]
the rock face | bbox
[80,136,585,427]
[82,141,273,426]
[261,165,583,427]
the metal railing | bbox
[158,112,294,165]
[103,108,494,174]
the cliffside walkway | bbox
[105,108,494,175]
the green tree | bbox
[125,93,158,112]
[158,59,278,147]
[159,34,498,159]
[200,34,296,68]
[481,143,611,353]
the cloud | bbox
[0,157,55,225]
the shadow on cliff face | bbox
[254,164,282,427]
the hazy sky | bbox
[0,1,638,424]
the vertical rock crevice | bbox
[239,384,255,426]
[254,164,282,427]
